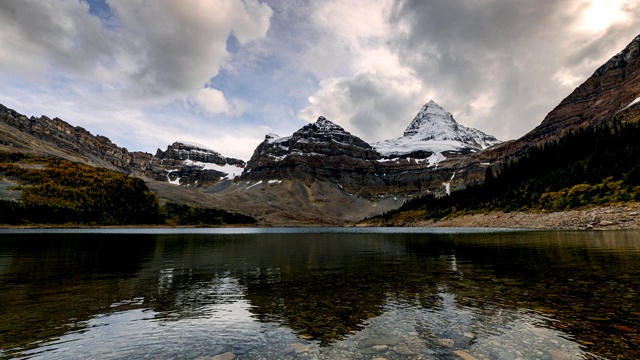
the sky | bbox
[0,0,639,160]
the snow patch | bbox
[246,180,263,190]
[269,154,288,161]
[374,139,471,156]
[183,159,244,179]
[267,134,291,144]
[625,97,640,109]
[427,152,446,167]
[167,172,181,185]
[176,141,213,151]
[443,171,456,196]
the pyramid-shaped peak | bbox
[372,100,501,157]
[417,100,449,117]
[316,116,329,124]
[404,100,455,137]
[314,116,345,132]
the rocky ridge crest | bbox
[0,103,153,171]
[241,117,384,195]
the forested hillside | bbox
[370,121,640,223]
[0,153,256,226]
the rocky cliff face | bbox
[0,103,154,171]
[242,117,384,195]
[148,142,245,186]
[156,141,245,166]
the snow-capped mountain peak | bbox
[372,100,501,165]
[403,100,452,137]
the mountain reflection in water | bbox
[0,229,639,359]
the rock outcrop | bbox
[0,103,153,171]
[148,142,245,186]
[242,117,383,195]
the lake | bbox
[0,228,639,359]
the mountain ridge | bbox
[479,34,640,162]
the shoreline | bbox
[1,202,639,230]
[397,202,640,230]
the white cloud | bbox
[301,72,423,141]
[300,0,425,141]
[0,0,273,102]
[106,0,273,100]
[195,88,245,116]
[0,1,108,77]
[577,0,632,33]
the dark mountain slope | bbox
[480,34,640,162]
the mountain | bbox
[197,116,403,224]
[369,116,640,227]
[0,103,153,171]
[373,100,500,165]
[242,116,381,192]
[0,104,245,188]
[239,114,483,197]
[481,34,640,161]
[202,114,489,224]
[149,141,245,186]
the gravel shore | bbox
[405,202,640,230]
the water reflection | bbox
[0,230,639,359]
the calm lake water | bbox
[1,228,639,359]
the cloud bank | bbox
[300,0,640,142]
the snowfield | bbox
[183,159,244,178]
